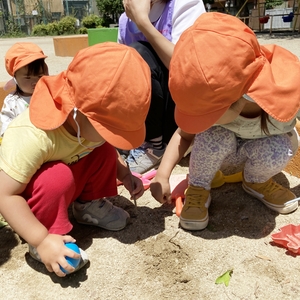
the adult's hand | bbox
[122,0,151,28]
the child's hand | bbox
[36,234,80,277]
[122,173,144,201]
[150,175,172,204]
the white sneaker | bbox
[72,198,130,231]
[126,142,166,174]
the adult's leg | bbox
[126,42,177,174]
[130,42,177,143]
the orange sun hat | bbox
[169,12,300,134]
[5,42,47,76]
[4,42,47,91]
[29,42,151,150]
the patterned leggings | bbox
[189,126,294,190]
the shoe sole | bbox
[74,217,130,231]
[128,153,163,174]
[180,215,209,231]
[242,183,298,214]
[179,194,211,231]
[132,160,162,175]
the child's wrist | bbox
[118,169,132,184]
[30,229,49,249]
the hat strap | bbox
[73,107,82,142]
[72,108,102,150]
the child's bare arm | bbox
[0,170,48,247]
[116,150,130,181]
[215,97,248,125]
[150,128,195,203]
[116,150,144,200]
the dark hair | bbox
[26,58,48,77]
[260,110,273,135]
[16,58,48,94]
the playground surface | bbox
[0,34,300,300]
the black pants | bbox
[130,41,177,144]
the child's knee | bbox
[26,162,75,197]
[195,126,237,154]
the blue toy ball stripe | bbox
[60,242,81,273]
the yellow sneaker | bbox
[242,178,298,214]
[180,185,211,230]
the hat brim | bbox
[13,53,47,76]
[30,73,74,131]
[89,118,146,150]
[246,44,300,122]
[175,105,229,134]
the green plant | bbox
[95,0,123,26]
[4,16,24,37]
[32,23,48,36]
[81,14,103,28]
[46,22,59,35]
[57,16,77,35]
[15,0,26,15]
[265,0,284,9]
[31,17,81,36]
[78,27,88,34]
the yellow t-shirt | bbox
[0,109,105,184]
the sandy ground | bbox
[1,33,300,300]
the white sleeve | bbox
[117,13,126,44]
[117,29,122,44]
[1,94,17,136]
[172,0,206,44]
[0,93,29,136]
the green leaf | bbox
[215,269,233,287]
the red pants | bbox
[22,142,117,234]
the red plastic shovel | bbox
[169,174,188,217]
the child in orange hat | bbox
[0,42,48,137]
[150,12,300,231]
[0,42,151,276]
